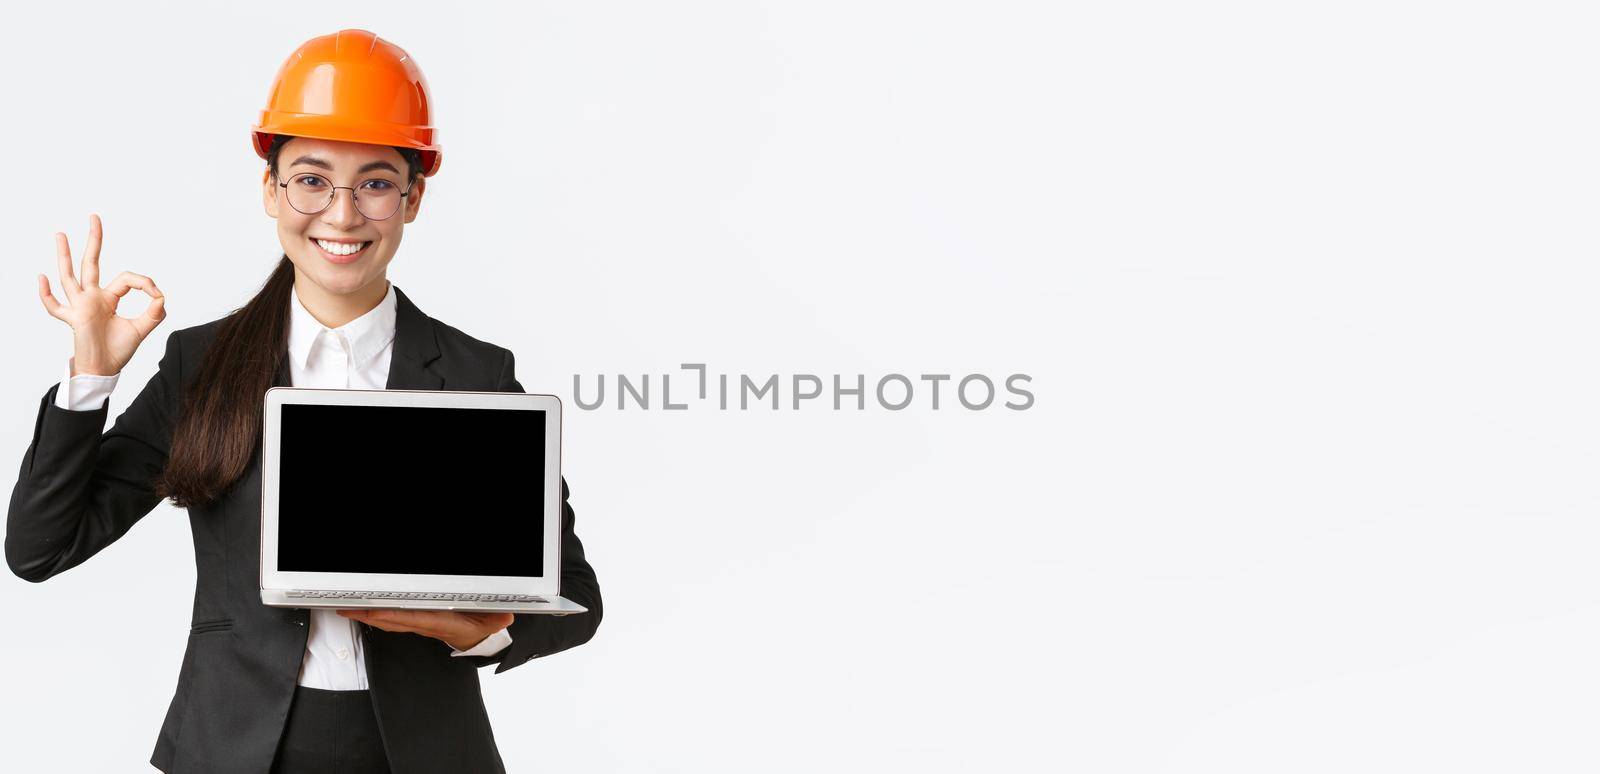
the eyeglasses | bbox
[278,172,415,221]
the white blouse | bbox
[56,280,512,690]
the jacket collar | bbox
[272,283,442,390]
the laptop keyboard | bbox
[286,591,547,603]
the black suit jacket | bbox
[4,286,603,773]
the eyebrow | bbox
[288,155,402,176]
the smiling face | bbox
[262,136,425,298]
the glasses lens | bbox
[285,174,334,215]
[353,179,404,220]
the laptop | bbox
[259,387,587,616]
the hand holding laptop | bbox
[337,609,515,652]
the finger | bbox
[408,610,512,631]
[478,613,515,630]
[54,233,80,300]
[37,275,66,321]
[347,608,474,640]
[345,608,448,630]
[104,271,159,299]
[82,214,102,287]
[348,617,430,636]
[344,608,507,629]
[338,610,437,637]
[105,272,167,337]
[133,294,167,339]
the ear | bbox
[263,168,280,219]
[402,176,425,224]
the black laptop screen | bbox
[276,402,546,577]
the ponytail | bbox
[155,256,294,508]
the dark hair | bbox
[154,135,424,508]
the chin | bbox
[286,258,354,291]
[315,272,377,295]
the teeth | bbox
[315,239,367,256]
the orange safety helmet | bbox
[251,29,442,177]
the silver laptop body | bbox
[259,387,586,616]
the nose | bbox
[320,186,367,230]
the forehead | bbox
[280,137,406,169]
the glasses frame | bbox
[277,172,417,221]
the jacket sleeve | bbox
[5,331,183,582]
[467,349,603,673]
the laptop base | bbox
[260,588,587,615]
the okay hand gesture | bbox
[39,214,167,376]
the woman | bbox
[5,29,602,774]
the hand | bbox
[39,214,167,376]
[337,609,515,652]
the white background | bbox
[0,1,1593,772]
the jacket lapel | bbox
[386,285,445,391]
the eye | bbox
[359,179,397,193]
[293,174,329,189]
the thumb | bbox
[129,295,166,339]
